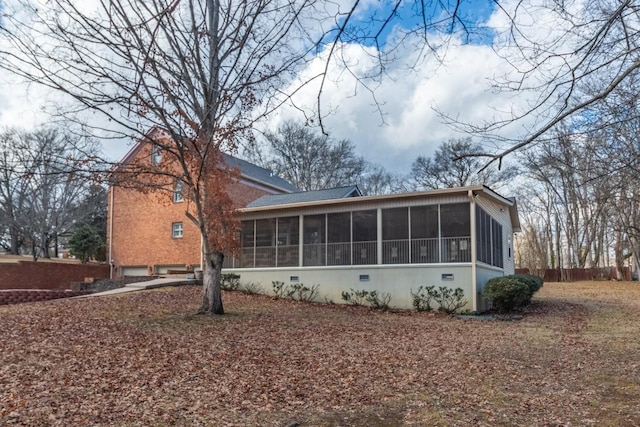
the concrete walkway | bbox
[77,277,198,298]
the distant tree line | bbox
[248,121,513,196]
[0,127,106,261]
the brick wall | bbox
[107,145,272,277]
[0,289,91,305]
[0,262,109,290]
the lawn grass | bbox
[1,281,639,426]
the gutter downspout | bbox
[108,186,115,279]
[468,190,477,313]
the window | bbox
[172,222,183,238]
[352,210,377,265]
[151,144,162,165]
[382,207,409,264]
[173,180,184,203]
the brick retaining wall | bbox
[0,261,110,290]
[0,289,92,305]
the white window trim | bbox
[173,181,184,203]
[172,222,183,238]
[151,145,162,165]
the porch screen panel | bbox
[382,207,409,264]
[327,212,351,265]
[440,203,470,262]
[484,209,491,263]
[239,220,255,267]
[303,214,326,266]
[352,210,377,265]
[277,216,299,267]
[255,219,276,267]
[476,206,492,264]
[410,205,438,263]
[492,219,503,268]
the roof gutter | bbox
[239,185,494,214]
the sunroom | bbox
[224,185,519,312]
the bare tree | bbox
[0,0,328,314]
[256,120,366,191]
[0,129,30,254]
[0,127,99,259]
[442,1,640,166]
[516,129,616,271]
[254,120,400,194]
[409,138,515,190]
[357,163,401,196]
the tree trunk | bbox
[199,251,224,315]
[10,229,20,255]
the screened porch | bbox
[224,202,475,269]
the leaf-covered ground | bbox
[1,282,640,426]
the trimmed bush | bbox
[513,274,544,299]
[483,277,531,313]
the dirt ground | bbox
[1,281,639,426]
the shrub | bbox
[342,289,392,310]
[287,283,320,302]
[512,274,544,299]
[221,273,241,291]
[68,224,103,263]
[241,281,263,294]
[410,285,438,312]
[483,277,531,313]
[434,286,468,314]
[341,289,369,306]
[272,281,289,298]
[364,290,392,310]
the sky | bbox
[0,0,532,175]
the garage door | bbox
[120,266,148,277]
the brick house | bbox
[106,136,298,278]
[108,133,520,312]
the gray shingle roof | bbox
[246,185,362,208]
[222,154,299,193]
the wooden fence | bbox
[515,267,632,282]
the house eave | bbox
[239,185,514,213]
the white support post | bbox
[377,208,383,265]
[469,190,478,312]
[298,215,304,267]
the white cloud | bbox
[1,0,556,173]
[259,35,533,174]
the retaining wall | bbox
[0,261,109,290]
[0,289,91,305]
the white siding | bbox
[241,194,469,220]
[226,264,473,311]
